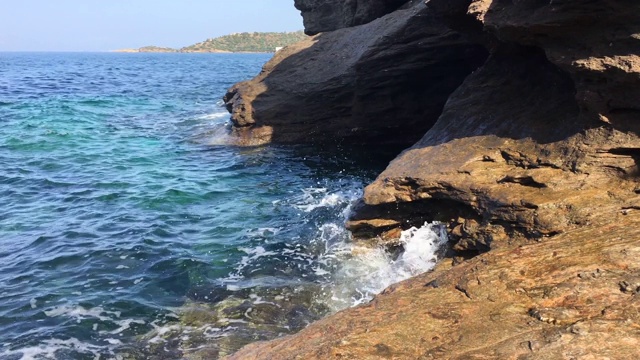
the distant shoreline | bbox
[0,51,275,54]
[113,31,305,54]
[110,49,275,54]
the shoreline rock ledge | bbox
[223,0,640,359]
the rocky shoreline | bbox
[222,0,640,358]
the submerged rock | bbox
[124,286,330,359]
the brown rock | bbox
[220,1,640,359]
[469,0,640,133]
[223,1,488,146]
[350,0,640,251]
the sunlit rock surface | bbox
[223,1,488,146]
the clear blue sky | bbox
[0,0,303,51]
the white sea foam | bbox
[238,246,277,259]
[322,222,448,309]
[44,304,121,322]
[220,183,447,311]
[292,187,358,212]
[134,181,447,355]
[147,321,185,344]
[0,337,115,360]
[248,293,276,305]
[224,246,279,283]
[100,318,146,335]
[196,111,228,121]
[198,122,236,146]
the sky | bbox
[0,0,303,52]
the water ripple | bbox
[0,52,402,359]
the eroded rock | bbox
[469,0,640,133]
[223,1,488,146]
[350,0,640,252]
[220,0,640,358]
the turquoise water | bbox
[0,53,406,359]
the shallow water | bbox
[0,52,446,359]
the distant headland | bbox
[113,31,306,53]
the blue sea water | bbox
[0,52,446,359]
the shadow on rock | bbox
[223,1,488,147]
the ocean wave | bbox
[195,111,229,121]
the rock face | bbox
[294,0,409,35]
[223,1,488,146]
[470,0,640,134]
[350,43,640,253]
[349,0,640,253]
[221,0,640,358]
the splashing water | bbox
[127,189,449,359]
[321,221,448,309]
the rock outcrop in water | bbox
[223,0,640,358]
[223,0,488,146]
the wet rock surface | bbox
[228,214,640,359]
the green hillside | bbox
[138,46,177,53]
[180,31,307,53]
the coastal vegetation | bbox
[182,31,307,53]
[138,46,177,53]
[115,31,306,53]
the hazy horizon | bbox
[0,0,303,52]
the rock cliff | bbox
[351,0,640,252]
[222,0,640,358]
[223,1,488,146]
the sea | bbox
[0,52,447,359]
